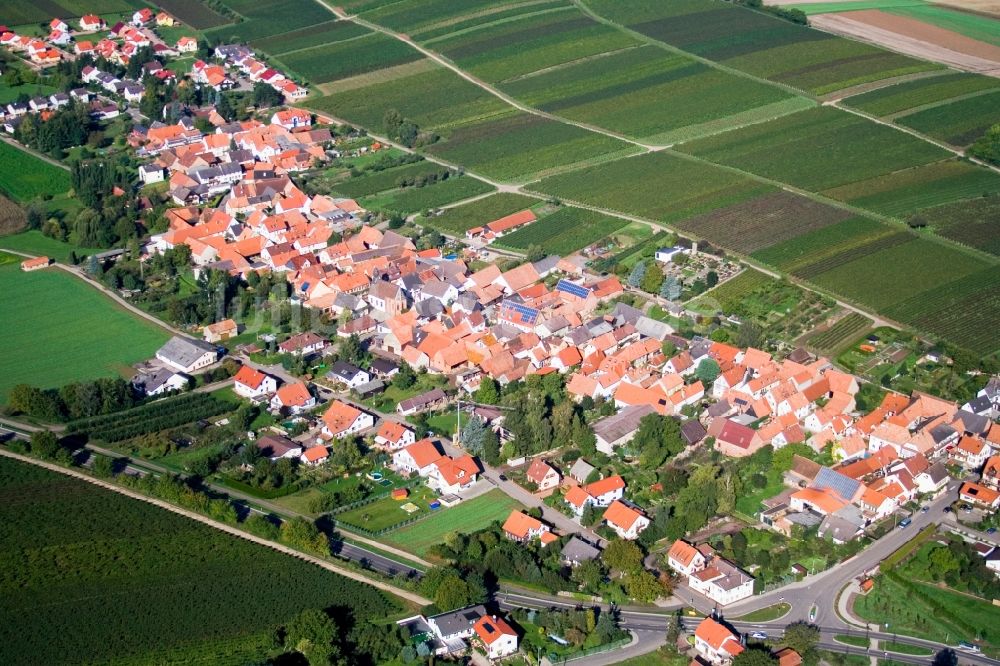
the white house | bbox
[321,400,374,438]
[525,458,561,491]
[233,366,277,399]
[688,558,755,606]
[269,382,316,414]
[326,361,370,389]
[654,246,690,263]
[139,164,165,185]
[584,475,625,507]
[667,539,707,577]
[694,618,744,666]
[392,439,443,477]
[603,500,650,540]
[155,336,218,373]
[474,615,518,660]
[374,421,415,450]
[428,455,480,494]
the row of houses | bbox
[208,43,307,100]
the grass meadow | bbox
[0,142,71,202]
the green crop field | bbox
[384,490,523,556]
[584,0,939,94]
[362,176,494,215]
[806,313,873,355]
[421,192,539,234]
[751,216,901,274]
[431,9,641,83]
[674,191,852,254]
[151,0,231,29]
[205,0,333,43]
[251,20,370,56]
[277,32,422,84]
[912,195,1000,256]
[531,151,773,224]
[821,159,1000,218]
[693,269,776,313]
[0,0,142,24]
[843,72,1000,117]
[499,45,808,144]
[416,1,572,42]
[895,90,1000,146]
[676,107,949,191]
[0,230,104,263]
[0,143,71,202]
[359,0,527,34]
[810,237,989,311]
[884,266,1000,356]
[495,206,629,255]
[0,457,400,666]
[0,263,169,402]
[332,162,453,199]
[308,64,510,135]
[427,111,636,182]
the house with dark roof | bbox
[593,404,656,455]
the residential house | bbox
[428,454,480,494]
[569,458,595,483]
[694,618,744,666]
[502,510,557,546]
[561,536,601,567]
[393,438,444,476]
[278,331,328,356]
[132,368,188,396]
[592,404,656,455]
[585,475,626,507]
[959,482,1000,511]
[203,318,238,342]
[666,539,707,577]
[525,458,561,492]
[710,418,765,457]
[321,400,374,438]
[270,382,315,414]
[20,256,51,271]
[301,445,329,466]
[233,366,277,398]
[397,388,447,416]
[473,615,518,660]
[327,361,371,389]
[603,500,650,540]
[689,557,755,605]
[256,434,302,461]
[375,421,415,450]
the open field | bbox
[362,176,495,215]
[277,32,422,84]
[676,107,950,191]
[431,8,641,83]
[421,192,539,234]
[820,159,1000,217]
[251,20,370,56]
[894,90,1000,146]
[151,0,230,29]
[0,263,168,402]
[0,142,71,202]
[842,71,1000,116]
[499,45,810,144]
[204,0,333,43]
[384,489,523,556]
[0,456,400,666]
[886,3,1000,47]
[750,216,902,274]
[673,191,852,254]
[495,207,629,255]
[694,269,777,313]
[415,1,574,42]
[426,111,637,182]
[805,312,874,355]
[308,64,511,134]
[912,194,1000,255]
[0,0,142,24]
[358,0,541,34]
[584,0,940,94]
[530,151,774,225]
[0,230,104,263]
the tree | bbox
[283,609,341,665]
[30,430,61,459]
[481,428,501,466]
[783,622,820,666]
[696,358,721,384]
[392,362,416,390]
[661,275,681,300]
[526,244,546,263]
[969,123,1000,166]
[251,81,284,108]
[706,270,719,288]
[734,647,779,666]
[603,539,644,574]
[474,377,500,404]
[627,261,646,288]
[736,321,764,349]
[459,416,487,456]
[641,261,664,294]
[625,569,664,602]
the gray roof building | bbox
[428,605,487,640]
[155,336,218,372]
[561,536,602,566]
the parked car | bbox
[957,642,980,653]
[749,631,768,640]
[898,518,912,528]
[920,505,929,513]
[498,474,507,481]
[986,527,997,535]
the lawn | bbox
[384,489,524,556]
[0,230,104,262]
[0,456,400,665]
[0,142,71,202]
[0,263,169,403]
[733,602,791,622]
[334,484,439,534]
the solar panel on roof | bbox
[814,467,861,502]
[556,279,591,299]
[501,300,539,324]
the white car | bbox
[749,631,768,640]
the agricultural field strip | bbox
[865,86,1000,122]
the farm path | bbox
[319,0,662,152]
[0,135,70,171]
[827,100,1000,174]
[0,446,431,606]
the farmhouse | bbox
[156,336,218,373]
[20,256,51,271]
[203,318,238,342]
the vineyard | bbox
[895,90,1000,147]
[912,195,1000,256]
[495,207,629,255]
[676,107,950,192]
[251,20,369,56]
[843,73,1000,117]
[427,111,635,182]
[751,217,898,274]
[277,33,422,84]
[204,0,333,43]
[531,151,773,225]
[358,0,517,34]
[0,457,400,666]
[363,175,494,215]
[693,268,775,313]
[0,0,142,24]
[421,193,538,234]
[66,393,232,442]
[673,191,851,254]
[332,161,454,199]
[806,313,873,356]
[148,0,230,29]
[415,2,572,41]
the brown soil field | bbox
[811,10,1000,75]
[931,0,1000,18]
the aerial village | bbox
[2,7,1000,665]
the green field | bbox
[895,90,1000,146]
[912,194,1000,256]
[421,192,539,234]
[843,72,1000,117]
[806,313,874,355]
[820,159,1000,218]
[427,111,637,182]
[384,489,524,556]
[0,0,142,24]
[750,216,900,274]
[205,0,334,43]
[146,0,230,28]
[415,1,574,41]
[584,0,940,94]
[499,45,810,145]
[495,206,629,255]
[278,32,423,84]
[0,263,169,402]
[0,456,400,666]
[0,143,71,202]
[360,0,538,34]
[331,161,451,199]
[0,230,104,263]
[676,107,950,191]
[335,485,439,533]
[531,150,773,225]
[362,176,495,215]
[251,20,370,55]
[694,268,777,313]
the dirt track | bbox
[811,10,1000,76]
